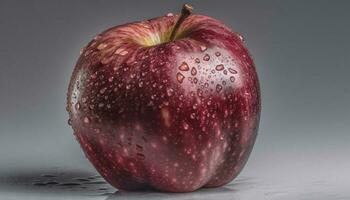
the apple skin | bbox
[67,13,260,192]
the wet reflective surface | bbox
[0,166,348,200]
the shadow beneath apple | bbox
[105,177,258,200]
[0,168,115,196]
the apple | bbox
[67,4,260,192]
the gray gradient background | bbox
[0,0,349,199]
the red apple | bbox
[67,4,260,192]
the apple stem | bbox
[169,4,193,42]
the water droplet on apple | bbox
[83,117,90,124]
[138,81,144,87]
[190,113,196,119]
[166,12,174,17]
[68,119,72,125]
[98,103,104,108]
[230,76,236,82]
[191,67,197,75]
[203,54,210,61]
[237,33,245,41]
[82,97,87,103]
[200,45,207,51]
[195,58,200,63]
[178,62,189,71]
[97,43,107,50]
[99,87,107,94]
[126,84,131,90]
[215,52,221,57]
[223,70,228,75]
[115,48,128,56]
[228,68,238,74]
[137,153,145,160]
[166,88,174,96]
[183,122,189,130]
[222,81,226,85]
[108,77,114,82]
[204,83,209,88]
[176,72,185,83]
[216,84,223,93]
[193,103,198,109]
[193,77,198,83]
[75,102,81,110]
[215,64,224,71]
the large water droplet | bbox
[203,54,210,61]
[215,64,224,71]
[191,67,197,75]
[176,72,185,83]
[75,102,81,110]
[216,84,223,93]
[228,68,238,74]
[178,62,189,71]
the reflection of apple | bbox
[67,4,260,192]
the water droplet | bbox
[99,87,107,94]
[68,119,72,125]
[216,84,223,93]
[167,88,174,96]
[190,113,196,119]
[193,103,198,109]
[193,77,198,84]
[228,68,238,74]
[200,45,207,51]
[82,97,87,103]
[126,84,131,90]
[195,58,200,63]
[204,83,209,88]
[215,64,224,71]
[84,117,90,124]
[166,12,174,17]
[215,52,221,57]
[203,54,210,61]
[108,77,114,82]
[75,102,81,110]
[138,81,144,87]
[237,33,245,41]
[176,72,185,83]
[191,67,197,75]
[136,144,143,151]
[98,103,104,108]
[222,81,226,85]
[97,43,107,50]
[136,153,145,160]
[230,76,235,82]
[223,70,228,75]
[178,62,189,71]
[183,122,189,130]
